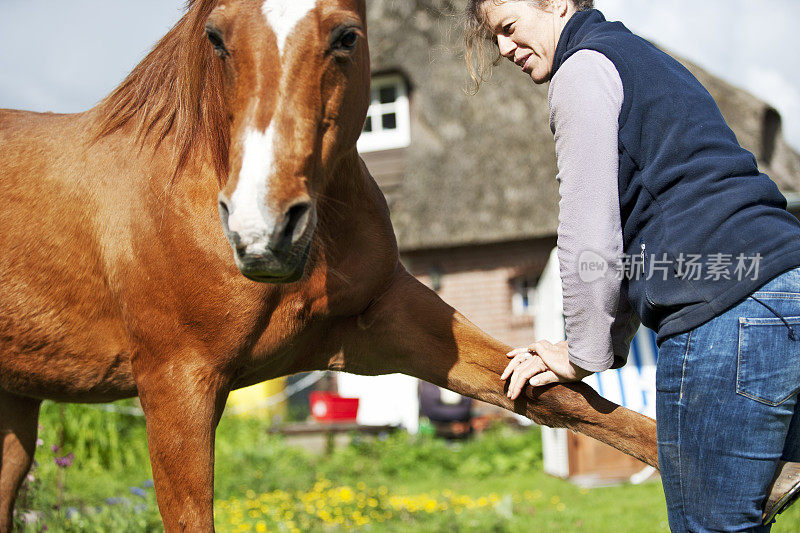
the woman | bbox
[463,0,800,530]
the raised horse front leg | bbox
[0,390,42,533]
[134,357,230,532]
[342,268,658,468]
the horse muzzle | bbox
[218,196,316,283]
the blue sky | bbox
[1,0,798,150]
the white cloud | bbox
[595,0,800,151]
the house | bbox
[360,0,800,348]
[333,0,800,434]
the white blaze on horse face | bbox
[228,126,278,251]
[261,0,318,55]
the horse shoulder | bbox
[0,110,139,400]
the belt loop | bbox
[749,295,797,341]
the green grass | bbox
[13,402,800,532]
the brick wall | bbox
[401,236,558,349]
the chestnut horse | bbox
[0,0,657,530]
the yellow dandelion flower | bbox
[339,487,354,502]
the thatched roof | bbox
[365,0,800,251]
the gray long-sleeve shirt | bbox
[547,49,641,372]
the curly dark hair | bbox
[464,0,595,92]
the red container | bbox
[309,392,360,422]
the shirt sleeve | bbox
[547,49,639,373]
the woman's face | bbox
[481,0,573,84]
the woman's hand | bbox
[500,340,594,400]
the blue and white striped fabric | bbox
[582,325,658,418]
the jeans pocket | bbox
[737,316,800,406]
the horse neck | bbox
[311,148,397,269]
[317,149,377,228]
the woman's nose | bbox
[497,35,515,58]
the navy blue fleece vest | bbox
[551,9,800,346]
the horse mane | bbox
[94,0,228,183]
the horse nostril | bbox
[269,201,312,253]
[218,195,230,215]
[285,202,311,235]
[218,195,231,228]
[218,194,244,249]
[282,202,312,245]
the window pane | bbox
[382,112,397,130]
[363,116,372,133]
[379,85,397,104]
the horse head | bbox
[212,0,369,282]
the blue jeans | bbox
[657,265,800,532]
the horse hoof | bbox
[763,460,800,525]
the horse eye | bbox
[339,31,358,50]
[331,26,360,55]
[205,25,228,58]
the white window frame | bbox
[511,277,538,317]
[357,73,411,153]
